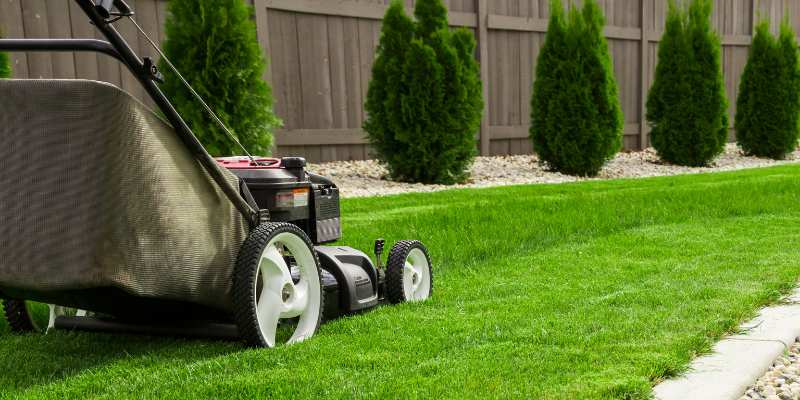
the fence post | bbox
[477,0,490,157]
[639,0,649,150]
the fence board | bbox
[477,0,491,156]
[116,1,144,103]
[279,11,304,130]
[134,0,162,64]
[519,28,532,135]
[156,0,168,44]
[68,1,99,81]
[21,0,53,80]
[94,28,121,89]
[297,13,333,130]
[342,16,365,160]
[44,0,76,80]
[357,18,374,126]
[328,16,348,131]
[0,0,29,79]
[497,1,509,131]
[267,10,288,128]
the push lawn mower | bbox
[0,0,432,348]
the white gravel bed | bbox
[307,143,800,198]
[739,343,800,400]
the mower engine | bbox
[216,156,342,244]
[216,156,380,316]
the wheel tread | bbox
[384,240,433,304]
[232,222,323,348]
[2,299,38,333]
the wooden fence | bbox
[2,0,800,163]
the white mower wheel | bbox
[385,240,433,304]
[233,222,324,348]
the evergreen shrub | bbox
[159,0,280,157]
[645,0,729,167]
[0,25,10,79]
[734,12,800,159]
[529,0,624,177]
[364,0,483,185]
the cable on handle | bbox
[127,16,258,166]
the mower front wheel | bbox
[233,222,324,348]
[385,240,433,304]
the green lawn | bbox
[3,164,800,399]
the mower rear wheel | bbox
[385,240,433,304]
[2,300,84,333]
[233,222,324,348]
[2,299,40,333]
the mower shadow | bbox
[0,301,385,395]
[0,329,242,396]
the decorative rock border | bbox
[307,143,800,198]
[739,343,800,400]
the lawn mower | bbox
[0,0,432,348]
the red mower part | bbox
[215,157,281,169]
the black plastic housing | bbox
[310,187,341,244]
[314,246,379,312]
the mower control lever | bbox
[374,239,386,269]
[94,0,114,18]
[141,57,165,84]
[93,0,133,19]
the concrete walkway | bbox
[654,290,800,400]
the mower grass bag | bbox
[0,79,248,318]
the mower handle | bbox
[73,0,260,226]
[94,0,132,19]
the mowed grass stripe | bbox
[2,165,800,399]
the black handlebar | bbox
[0,39,125,64]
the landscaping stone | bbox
[740,342,800,400]
[307,143,800,198]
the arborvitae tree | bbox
[0,25,10,79]
[364,0,483,185]
[159,0,280,157]
[645,0,729,167]
[363,2,415,176]
[529,0,624,176]
[530,0,567,168]
[735,12,800,159]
